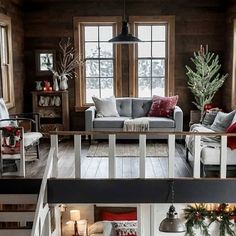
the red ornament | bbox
[204,103,214,111]
[194,211,201,221]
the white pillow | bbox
[88,221,103,235]
[210,110,236,132]
[92,96,119,118]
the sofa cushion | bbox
[132,98,152,118]
[93,117,131,129]
[92,96,119,117]
[148,95,178,118]
[148,117,175,128]
[210,110,236,132]
[116,98,132,117]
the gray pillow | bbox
[92,96,119,118]
[201,109,220,127]
[210,110,236,132]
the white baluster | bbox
[109,134,116,178]
[220,135,227,179]
[193,135,201,178]
[168,134,175,178]
[74,135,81,178]
[139,134,146,178]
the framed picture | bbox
[35,50,55,75]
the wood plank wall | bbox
[1,0,24,113]
[23,0,229,131]
[224,0,236,111]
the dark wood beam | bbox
[0,179,41,194]
[47,178,236,203]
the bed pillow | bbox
[112,221,137,236]
[101,211,137,221]
[88,221,103,235]
[92,96,120,118]
[210,110,236,132]
[148,95,178,118]
[227,122,236,150]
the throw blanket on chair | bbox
[123,118,149,132]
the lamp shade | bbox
[70,210,81,221]
[159,205,185,233]
[108,21,141,44]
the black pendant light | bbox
[108,0,141,44]
[159,181,185,233]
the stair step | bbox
[0,204,36,211]
[0,229,31,236]
[0,211,35,222]
[0,222,32,229]
[0,194,37,204]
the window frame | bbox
[129,16,175,98]
[0,13,14,109]
[74,16,122,111]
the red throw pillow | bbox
[101,211,137,221]
[148,95,178,117]
[227,122,236,150]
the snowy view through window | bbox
[84,24,167,103]
[137,25,166,97]
[85,25,114,103]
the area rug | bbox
[87,142,168,157]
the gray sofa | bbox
[85,97,183,139]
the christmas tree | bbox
[186,45,228,112]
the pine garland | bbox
[209,204,235,236]
[184,203,236,236]
[185,45,228,112]
[184,204,210,236]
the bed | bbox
[88,206,138,236]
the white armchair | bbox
[0,98,42,176]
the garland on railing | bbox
[184,204,210,236]
[184,204,236,236]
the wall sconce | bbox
[70,210,81,236]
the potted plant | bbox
[186,45,228,121]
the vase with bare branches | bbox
[49,38,84,90]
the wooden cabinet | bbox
[32,91,69,135]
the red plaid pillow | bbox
[148,95,178,117]
[227,122,236,150]
[116,229,137,236]
[112,221,137,236]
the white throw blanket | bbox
[123,118,149,132]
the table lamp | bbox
[70,209,81,236]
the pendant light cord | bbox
[167,180,175,205]
[123,0,126,21]
[171,180,174,205]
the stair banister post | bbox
[74,134,81,178]
[168,134,175,178]
[50,134,58,178]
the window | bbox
[129,16,175,98]
[74,17,122,109]
[0,14,14,109]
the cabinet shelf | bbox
[32,91,69,135]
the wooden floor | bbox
[2,139,193,178]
